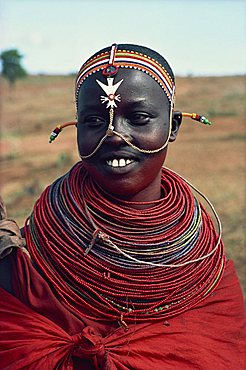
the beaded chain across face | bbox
[75,43,176,159]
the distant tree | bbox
[0,49,27,86]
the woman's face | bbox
[77,68,176,202]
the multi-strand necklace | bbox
[25,162,225,327]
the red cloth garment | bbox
[0,249,245,370]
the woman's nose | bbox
[112,114,125,132]
[106,115,131,145]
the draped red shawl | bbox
[0,249,245,369]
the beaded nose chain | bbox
[49,44,212,158]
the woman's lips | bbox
[87,149,142,174]
[106,158,134,168]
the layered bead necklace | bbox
[25,162,225,327]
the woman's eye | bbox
[130,113,151,125]
[85,116,106,125]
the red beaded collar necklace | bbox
[25,163,225,329]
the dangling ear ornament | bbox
[49,121,76,143]
[182,112,212,125]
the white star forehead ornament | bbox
[96,77,123,109]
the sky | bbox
[0,0,245,76]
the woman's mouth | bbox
[106,158,134,168]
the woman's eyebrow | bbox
[78,104,106,114]
[125,100,163,111]
[127,99,148,107]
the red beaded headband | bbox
[75,47,175,106]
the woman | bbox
[0,43,245,369]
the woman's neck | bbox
[97,170,163,210]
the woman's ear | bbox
[169,111,182,142]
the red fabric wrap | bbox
[0,250,245,369]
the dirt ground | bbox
[0,74,245,298]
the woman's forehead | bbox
[77,69,169,110]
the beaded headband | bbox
[75,45,175,107]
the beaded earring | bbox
[49,121,76,143]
